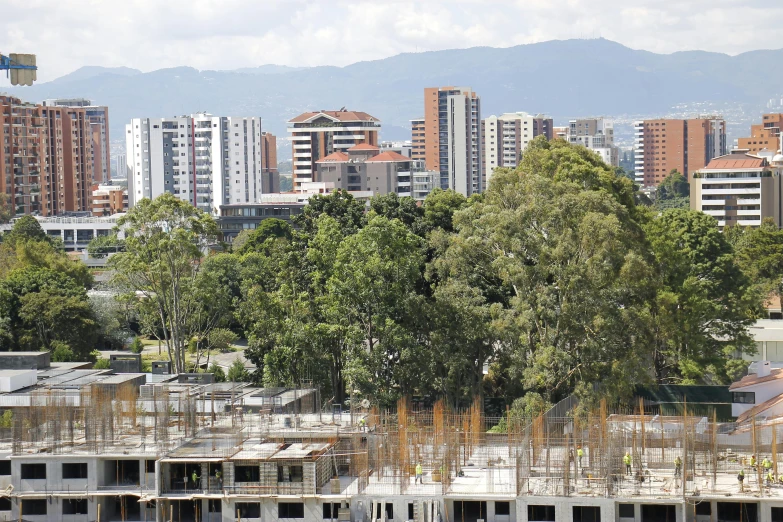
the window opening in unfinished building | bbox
[280,502,305,518]
[619,504,635,518]
[528,505,555,522]
[20,463,46,479]
[145,459,155,473]
[63,498,88,515]
[236,502,261,518]
[717,502,758,522]
[324,502,341,519]
[208,499,222,513]
[0,498,10,511]
[696,503,711,517]
[453,501,487,522]
[278,464,303,482]
[62,462,88,479]
[408,503,414,521]
[641,504,676,521]
[495,502,510,516]
[0,460,9,475]
[773,507,783,522]
[106,459,140,486]
[573,506,600,522]
[236,465,260,482]
[23,499,47,515]
[374,503,393,520]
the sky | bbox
[1,0,781,82]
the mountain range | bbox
[4,38,781,147]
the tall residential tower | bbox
[126,114,265,214]
[482,112,552,184]
[419,87,482,196]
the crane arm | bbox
[0,53,38,86]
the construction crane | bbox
[0,53,37,86]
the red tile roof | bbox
[288,110,379,124]
[315,151,350,163]
[347,143,380,151]
[365,151,410,163]
[729,368,783,390]
[705,153,768,170]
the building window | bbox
[495,502,510,516]
[280,503,305,519]
[21,463,46,479]
[323,503,341,519]
[0,461,10,475]
[24,499,47,515]
[63,498,88,515]
[732,392,755,404]
[62,462,88,479]
[619,504,634,518]
[235,465,260,482]
[528,505,555,521]
[236,503,261,518]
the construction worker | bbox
[577,446,584,469]
[778,473,783,484]
[674,456,682,477]
[750,455,757,468]
[192,470,199,489]
[415,462,423,484]
[359,417,366,432]
[215,469,222,487]
[767,470,775,486]
[738,469,745,492]
[623,452,632,476]
[764,457,773,473]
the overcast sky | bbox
[2,0,781,82]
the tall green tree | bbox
[293,189,366,236]
[109,194,220,373]
[655,169,690,210]
[645,209,757,383]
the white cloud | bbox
[0,0,781,82]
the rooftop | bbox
[704,153,768,170]
[365,151,411,163]
[288,110,379,124]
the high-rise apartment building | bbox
[691,152,783,229]
[738,114,783,154]
[287,110,380,190]
[126,114,265,214]
[1,96,96,216]
[0,96,46,215]
[43,99,110,183]
[261,132,279,194]
[566,118,619,167]
[421,87,482,195]
[410,118,425,161]
[634,117,726,187]
[482,112,552,182]
[115,153,127,179]
[41,105,95,215]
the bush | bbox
[208,363,226,382]
[227,358,248,382]
[129,337,144,354]
[93,358,111,369]
[51,341,75,362]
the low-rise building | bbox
[566,118,619,167]
[92,183,128,216]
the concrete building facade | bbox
[92,183,129,216]
[126,114,265,214]
[566,118,619,167]
[422,87,482,196]
[634,117,726,187]
[410,117,425,161]
[0,95,46,215]
[115,153,127,179]
[690,152,783,229]
[315,144,437,201]
[738,114,783,155]
[482,112,553,184]
[287,110,380,190]
[261,131,279,194]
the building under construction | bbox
[0,355,781,521]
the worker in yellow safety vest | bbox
[415,463,423,484]
[623,452,632,476]
[577,447,584,468]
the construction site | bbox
[0,353,782,521]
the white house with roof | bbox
[730,361,783,422]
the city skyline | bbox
[1,1,782,83]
